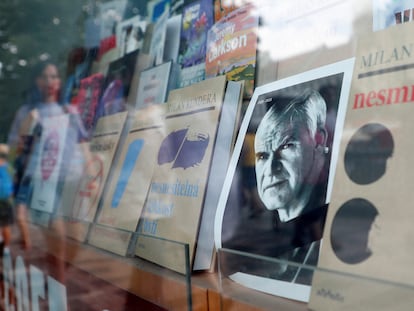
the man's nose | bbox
[268,151,283,174]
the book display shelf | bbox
[3,0,414,310]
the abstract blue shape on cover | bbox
[111,139,144,208]
[158,128,210,169]
[158,128,188,164]
[173,133,209,169]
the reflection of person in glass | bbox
[255,89,329,221]
[253,89,330,282]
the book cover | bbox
[149,10,169,66]
[74,73,105,135]
[100,111,166,217]
[125,53,155,108]
[30,115,70,214]
[134,61,176,109]
[116,15,147,57]
[309,23,414,311]
[178,62,205,88]
[193,80,244,271]
[205,3,259,98]
[95,50,139,121]
[214,59,354,302]
[147,0,171,23]
[89,106,166,255]
[178,0,213,68]
[65,112,127,241]
[135,75,227,273]
[163,14,182,63]
[98,35,117,61]
[177,0,214,87]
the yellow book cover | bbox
[135,75,227,273]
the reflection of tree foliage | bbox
[0,0,85,141]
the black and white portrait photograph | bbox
[214,59,354,302]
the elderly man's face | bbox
[254,117,316,217]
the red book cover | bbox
[98,35,117,60]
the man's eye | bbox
[256,152,268,160]
[281,142,295,150]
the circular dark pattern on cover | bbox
[330,198,378,264]
[344,123,394,184]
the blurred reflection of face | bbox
[254,116,316,221]
[36,64,61,103]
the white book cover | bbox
[116,15,147,57]
[31,114,69,213]
[214,59,354,302]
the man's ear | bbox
[315,128,328,147]
[315,128,328,146]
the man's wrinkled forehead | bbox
[255,117,294,149]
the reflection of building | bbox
[373,0,414,31]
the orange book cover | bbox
[205,3,258,98]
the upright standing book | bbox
[205,3,259,98]
[116,15,147,57]
[135,75,227,273]
[214,59,354,302]
[193,80,244,271]
[73,73,105,135]
[95,50,139,121]
[30,115,70,214]
[134,61,177,109]
[64,112,128,241]
[310,22,414,311]
[88,106,166,256]
[177,0,214,87]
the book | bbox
[125,53,155,108]
[163,14,182,63]
[214,59,354,302]
[88,106,166,256]
[135,75,228,273]
[309,22,414,310]
[116,15,147,57]
[30,114,70,214]
[95,50,139,121]
[177,0,214,87]
[64,111,128,242]
[73,73,105,136]
[147,0,171,23]
[193,80,244,271]
[149,10,169,66]
[134,60,178,109]
[205,3,259,98]
[97,35,117,61]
